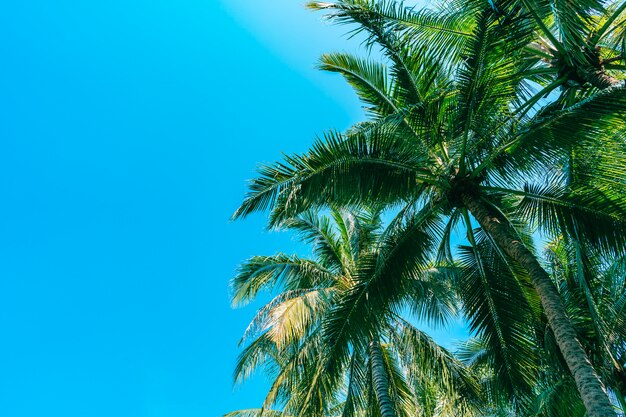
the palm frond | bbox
[234,127,435,223]
[457,215,539,402]
[506,180,626,255]
[319,52,397,117]
[491,85,626,173]
[231,254,334,306]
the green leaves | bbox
[457,220,539,403]
[516,181,626,254]
[319,53,397,117]
[230,0,626,415]
[490,85,626,175]
[231,254,334,307]
[388,317,481,403]
[231,209,476,417]
[234,127,434,224]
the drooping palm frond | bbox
[388,317,480,402]
[278,211,344,270]
[234,127,437,224]
[230,209,479,417]
[457,214,539,404]
[243,289,329,349]
[531,375,586,417]
[377,340,416,417]
[514,181,626,254]
[319,53,398,117]
[340,350,369,417]
[231,254,334,306]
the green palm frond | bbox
[504,180,626,255]
[531,376,586,417]
[306,1,430,105]
[233,332,278,384]
[340,351,369,417]
[231,254,334,306]
[319,53,397,117]
[378,341,416,417]
[489,85,626,174]
[233,127,435,223]
[389,317,481,403]
[457,216,539,402]
[321,210,439,365]
[278,212,344,270]
[455,9,523,172]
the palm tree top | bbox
[232,1,626,415]
[230,209,479,417]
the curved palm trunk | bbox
[370,339,396,417]
[460,193,615,417]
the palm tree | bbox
[324,0,626,94]
[233,1,626,415]
[539,238,626,415]
[455,237,626,417]
[229,209,480,417]
[495,0,626,91]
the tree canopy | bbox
[230,1,626,416]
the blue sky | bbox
[0,1,463,416]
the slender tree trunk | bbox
[370,339,396,417]
[460,193,615,417]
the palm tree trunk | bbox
[460,192,615,417]
[370,339,396,417]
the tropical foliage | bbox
[535,238,626,416]
[230,0,626,416]
[230,210,479,417]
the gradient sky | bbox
[0,1,463,416]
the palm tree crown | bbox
[230,209,480,417]
[233,1,626,415]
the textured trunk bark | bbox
[587,70,621,90]
[370,339,396,417]
[461,193,615,417]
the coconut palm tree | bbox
[318,0,626,96]
[493,0,626,91]
[524,102,626,415]
[232,1,626,415]
[537,237,626,416]
[455,237,626,417]
[229,209,480,417]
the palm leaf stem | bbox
[520,0,566,56]
[595,2,626,42]
[514,75,568,118]
[603,56,625,64]
[525,44,554,60]
[469,75,568,178]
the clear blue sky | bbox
[0,1,462,416]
